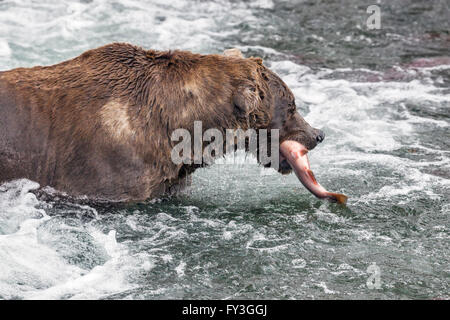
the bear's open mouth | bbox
[279,157,293,174]
[279,140,348,204]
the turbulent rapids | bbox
[0,0,449,300]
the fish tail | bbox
[327,192,348,205]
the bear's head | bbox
[149,46,342,202]
[223,48,325,175]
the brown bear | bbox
[0,43,338,202]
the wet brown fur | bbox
[0,43,320,201]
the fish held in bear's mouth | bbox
[279,140,348,205]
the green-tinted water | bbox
[0,0,449,299]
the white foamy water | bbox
[0,180,153,299]
[1,0,449,299]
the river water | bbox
[0,0,449,299]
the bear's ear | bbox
[224,48,243,58]
[232,85,260,119]
[250,57,263,65]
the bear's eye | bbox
[288,103,297,113]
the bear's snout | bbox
[315,129,325,143]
